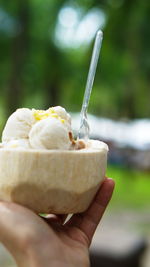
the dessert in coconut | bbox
[0,106,108,214]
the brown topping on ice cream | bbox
[76,140,86,150]
[69,132,76,145]
[69,132,86,150]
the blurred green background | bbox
[0,0,150,266]
[0,0,150,122]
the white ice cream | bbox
[1,106,73,150]
[2,108,35,142]
[29,117,71,150]
[51,106,71,124]
[3,139,31,149]
[86,140,108,151]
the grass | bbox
[107,164,150,210]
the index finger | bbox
[66,178,115,246]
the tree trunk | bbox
[45,80,60,108]
[6,0,30,116]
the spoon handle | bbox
[78,30,103,139]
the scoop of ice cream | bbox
[32,106,71,130]
[2,108,35,142]
[86,140,109,151]
[72,139,109,151]
[50,106,71,124]
[3,139,31,149]
[29,117,72,150]
[2,106,73,150]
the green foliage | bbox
[107,164,150,210]
[0,0,150,119]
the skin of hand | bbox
[0,178,115,267]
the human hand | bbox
[0,178,115,267]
